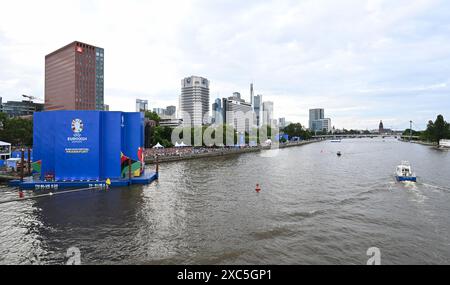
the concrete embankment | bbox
[400,139,438,147]
[399,139,450,151]
[145,139,322,164]
[0,174,18,183]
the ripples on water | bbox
[1,139,450,264]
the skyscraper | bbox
[222,94,252,133]
[45,41,104,111]
[309,108,324,129]
[180,76,210,127]
[153,108,166,116]
[262,101,274,126]
[253,94,263,127]
[309,108,331,133]
[136,99,148,112]
[212,98,223,125]
[250,83,254,107]
[279,117,286,129]
[166,105,176,117]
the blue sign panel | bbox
[121,112,144,161]
[55,111,101,181]
[34,111,56,179]
[100,112,122,179]
[239,133,245,146]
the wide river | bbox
[1,138,450,265]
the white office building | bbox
[262,101,274,126]
[180,76,210,127]
[223,94,253,133]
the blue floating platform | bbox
[9,172,158,190]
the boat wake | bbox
[402,181,418,189]
[386,181,396,192]
[421,182,450,193]
[403,182,428,203]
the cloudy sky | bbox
[1,0,449,130]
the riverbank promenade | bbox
[144,140,321,164]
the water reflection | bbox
[1,139,450,264]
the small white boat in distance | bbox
[395,161,417,182]
[330,139,342,143]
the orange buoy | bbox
[19,190,24,199]
[255,184,261,193]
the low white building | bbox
[0,141,11,160]
[439,139,450,148]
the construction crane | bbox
[22,94,43,102]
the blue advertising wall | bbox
[33,111,144,181]
[34,112,56,178]
[121,112,144,161]
[100,112,122,179]
[55,111,101,181]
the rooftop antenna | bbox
[250,82,254,108]
[409,120,413,141]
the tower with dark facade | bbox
[379,120,384,134]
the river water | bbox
[1,138,450,265]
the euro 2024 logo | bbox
[68,119,87,144]
[71,119,84,133]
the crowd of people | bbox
[144,147,194,158]
[144,145,255,160]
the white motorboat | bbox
[395,161,417,182]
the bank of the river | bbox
[412,141,438,147]
[399,139,438,147]
[145,139,321,164]
[0,174,18,183]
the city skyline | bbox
[1,0,450,130]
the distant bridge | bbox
[312,134,420,140]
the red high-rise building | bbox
[45,41,104,111]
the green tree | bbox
[144,111,161,123]
[283,123,313,140]
[422,115,450,142]
[0,117,33,147]
[150,125,174,147]
[0,112,7,128]
[402,129,421,137]
[433,115,449,142]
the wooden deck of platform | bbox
[9,172,158,190]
